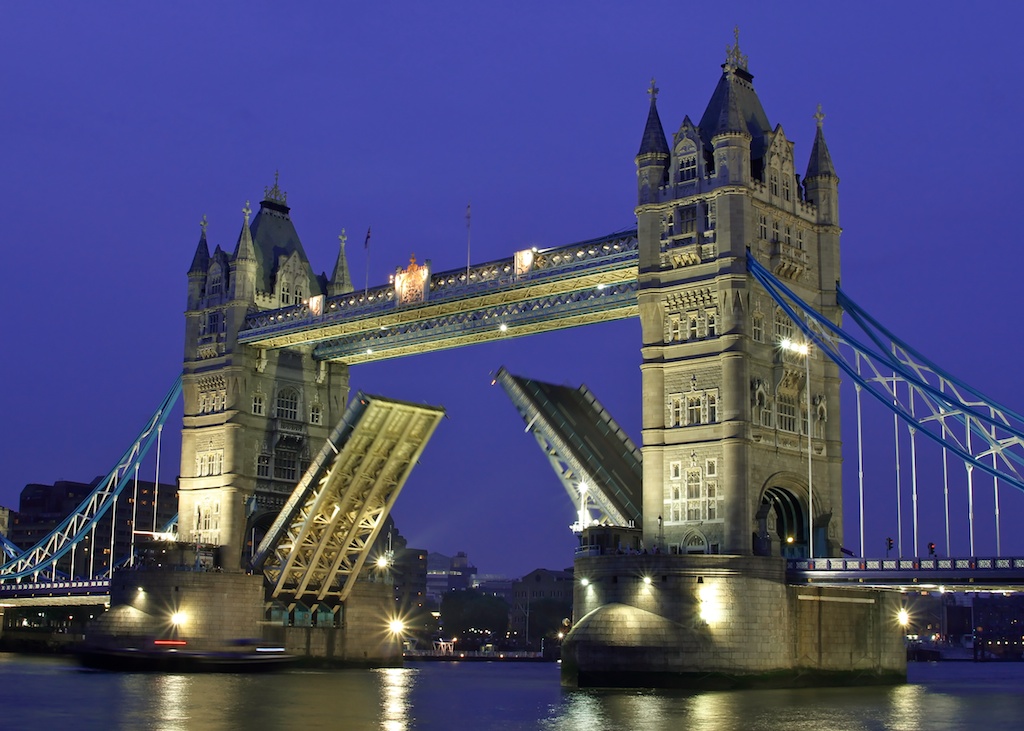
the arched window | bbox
[276,388,299,421]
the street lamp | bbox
[780,337,814,559]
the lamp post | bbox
[781,337,814,559]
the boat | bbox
[75,641,296,673]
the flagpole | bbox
[465,203,471,284]
[364,226,371,299]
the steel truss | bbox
[495,368,642,529]
[252,393,444,610]
[748,255,1024,498]
[0,376,182,582]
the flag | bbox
[364,226,371,249]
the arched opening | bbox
[754,485,807,559]
[680,531,707,555]
[245,510,279,566]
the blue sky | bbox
[3,2,1023,577]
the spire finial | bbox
[264,170,287,204]
[725,25,749,72]
[200,214,208,236]
[647,78,659,103]
[242,200,251,226]
[814,103,826,129]
[339,228,347,248]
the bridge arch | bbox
[754,473,808,559]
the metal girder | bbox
[236,230,638,355]
[495,368,642,529]
[252,393,444,607]
[317,282,638,365]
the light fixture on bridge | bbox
[896,607,910,627]
[580,578,590,587]
[642,576,652,586]
[387,618,405,635]
[170,611,187,626]
[499,323,508,333]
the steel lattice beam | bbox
[253,393,444,607]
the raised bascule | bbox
[9,36,1024,684]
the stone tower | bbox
[636,40,842,558]
[180,177,352,569]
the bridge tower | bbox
[180,178,352,569]
[636,39,842,559]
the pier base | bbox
[561,554,906,689]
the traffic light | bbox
[886,537,894,551]
[928,542,936,556]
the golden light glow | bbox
[170,611,187,626]
[388,619,405,635]
[897,608,910,627]
[698,583,723,624]
[376,555,390,568]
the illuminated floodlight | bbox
[388,619,405,635]
[499,323,508,333]
[642,576,652,586]
[580,578,590,587]
[170,611,187,626]
[376,555,390,569]
[897,608,910,627]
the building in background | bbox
[509,568,574,647]
[9,478,177,577]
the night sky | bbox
[4,4,1024,578]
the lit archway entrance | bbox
[755,485,806,558]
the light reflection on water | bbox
[5,655,1024,730]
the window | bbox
[706,310,717,338]
[777,395,798,433]
[782,176,791,202]
[679,155,697,182]
[771,220,780,243]
[669,396,684,427]
[770,171,779,197]
[752,313,764,343]
[195,450,223,477]
[206,311,222,336]
[257,454,270,478]
[310,403,323,425]
[669,461,682,480]
[785,225,792,246]
[758,214,768,240]
[706,393,718,423]
[281,282,292,306]
[209,270,222,295]
[797,229,804,250]
[253,393,265,416]
[274,449,297,481]
[704,200,716,231]
[679,206,697,235]
[774,313,793,342]
[688,314,699,340]
[276,389,299,421]
[687,396,702,426]
[666,314,683,343]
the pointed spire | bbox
[713,68,748,138]
[725,26,749,72]
[329,228,354,295]
[188,215,211,274]
[233,200,257,262]
[637,78,670,158]
[805,104,836,178]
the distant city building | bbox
[9,478,177,577]
[509,568,574,642]
[0,505,10,538]
[425,551,478,605]
[475,574,514,606]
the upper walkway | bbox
[237,229,639,364]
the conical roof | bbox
[637,80,670,158]
[805,106,836,179]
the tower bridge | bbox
[4,38,1024,685]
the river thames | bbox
[3,654,1023,730]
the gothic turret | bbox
[230,201,258,303]
[187,217,211,311]
[803,105,839,226]
[636,79,670,205]
[328,229,354,296]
